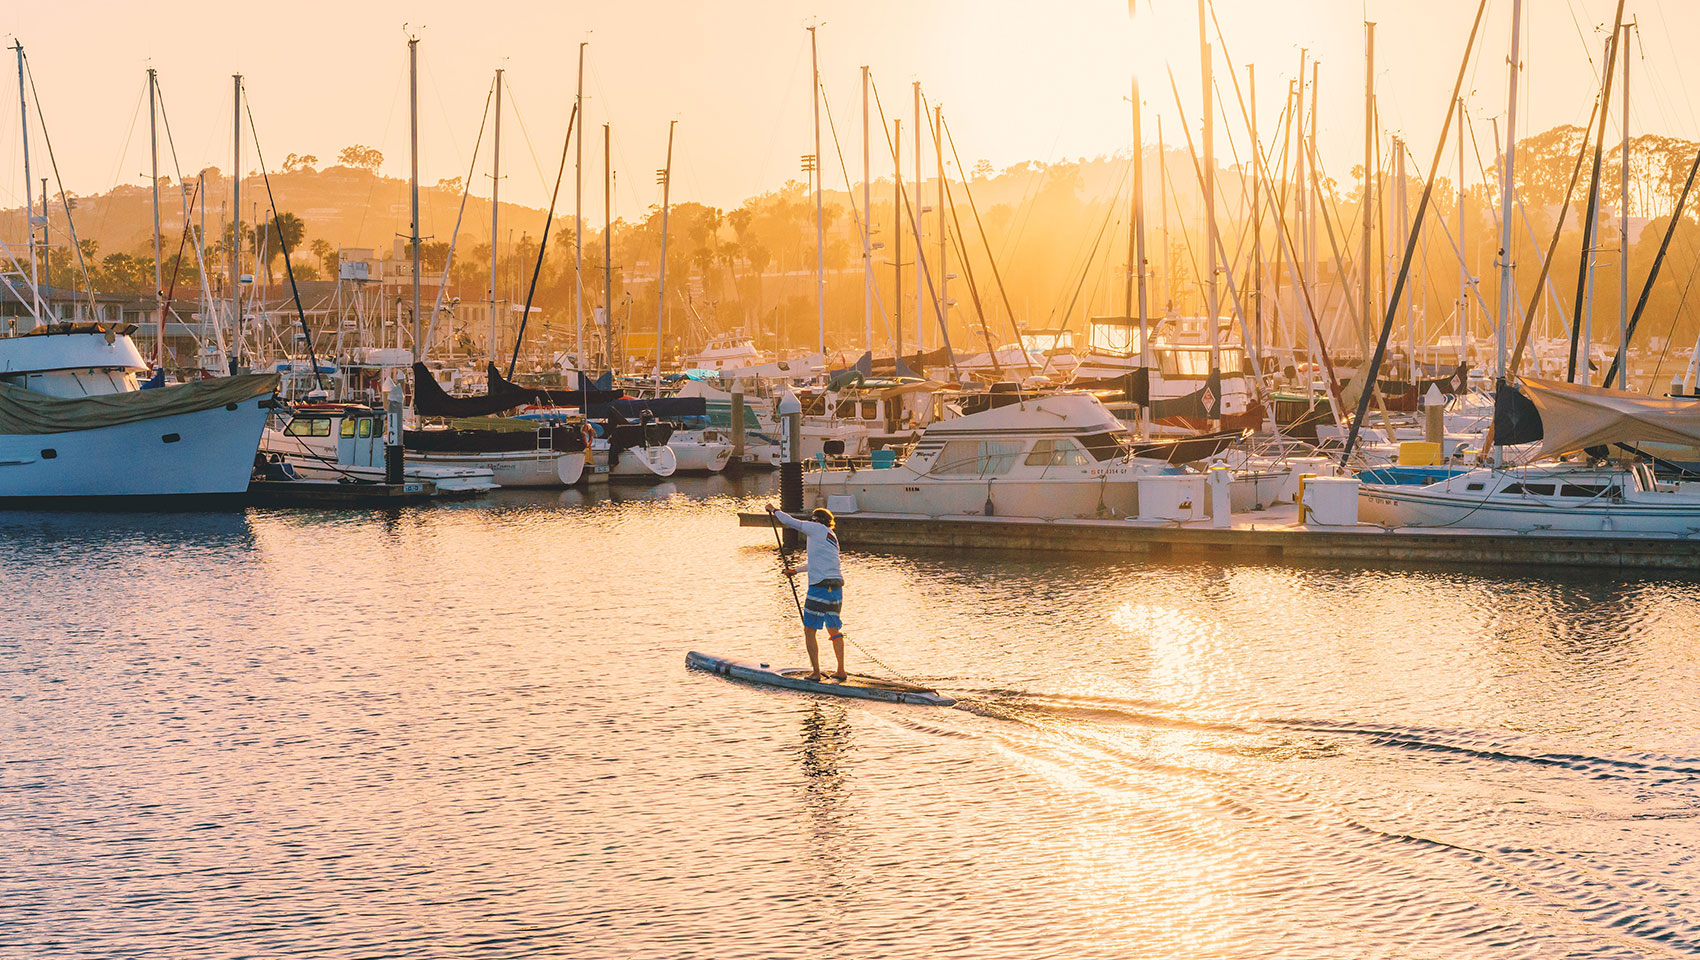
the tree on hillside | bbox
[283,153,318,173]
[251,212,306,284]
[438,176,464,193]
[337,145,384,172]
[310,238,339,277]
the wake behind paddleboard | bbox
[685,651,955,707]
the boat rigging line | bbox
[941,117,1032,376]
[867,77,959,378]
[814,66,899,355]
[420,78,496,359]
[20,51,98,310]
[242,83,326,392]
[1341,0,1491,469]
[1567,0,1628,383]
[506,100,578,379]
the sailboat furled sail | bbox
[1495,377,1700,460]
[411,362,621,419]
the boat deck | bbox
[738,505,1700,571]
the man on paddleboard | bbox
[766,504,847,681]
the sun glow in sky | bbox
[2,0,1697,219]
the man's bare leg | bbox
[829,632,846,681]
[803,627,822,680]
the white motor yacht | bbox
[807,392,1181,519]
[0,325,276,502]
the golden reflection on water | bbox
[6,481,1700,958]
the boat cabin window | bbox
[1560,483,1616,498]
[932,439,1021,477]
[1025,438,1093,467]
[1021,331,1074,354]
[1502,482,1555,496]
[341,418,358,438]
[1157,348,1245,377]
[1466,482,1486,491]
[1088,321,1142,357]
[359,418,375,438]
[1077,432,1127,462]
[285,418,331,437]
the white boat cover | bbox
[1520,375,1700,458]
[0,373,277,435]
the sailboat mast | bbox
[408,38,423,360]
[1249,65,1261,367]
[13,42,40,324]
[1457,98,1468,367]
[491,67,502,364]
[1309,61,1320,389]
[604,122,612,373]
[935,103,946,352]
[149,68,164,366]
[1158,114,1169,314]
[862,66,872,353]
[232,74,243,370]
[1618,19,1630,389]
[913,81,924,351]
[894,119,903,355]
[1362,22,1376,359]
[1132,77,1150,414]
[575,42,586,365]
[1199,2,1218,371]
[1498,0,1522,385]
[655,119,676,387]
[809,26,824,355]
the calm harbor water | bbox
[4,476,1700,958]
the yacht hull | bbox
[1358,485,1700,533]
[814,474,1143,520]
[408,450,585,487]
[0,395,269,499]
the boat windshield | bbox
[1158,348,1246,377]
[285,418,332,437]
[1022,331,1074,353]
[1078,432,1128,462]
[1088,321,1144,357]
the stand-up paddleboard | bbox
[686,651,955,707]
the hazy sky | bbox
[3,0,1697,232]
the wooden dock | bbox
[738,506,1700,572]
[247,479,445,506]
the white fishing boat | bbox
[807,391,1182,519]
[261,405,498,493]
[0,325,276,502]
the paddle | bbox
[767,507,806,622]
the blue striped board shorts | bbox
[802,578,844,631]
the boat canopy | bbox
[0,373,276,435]
[1498,376,1700,458]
